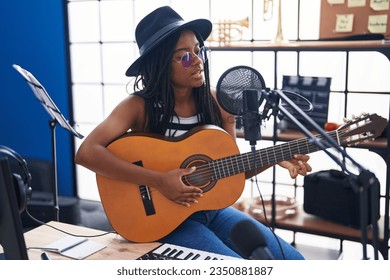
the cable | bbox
[24,206,117,239]
[250,145,286,260]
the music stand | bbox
[12,64,84,222]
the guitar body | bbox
[96,125,245,243]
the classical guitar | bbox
[96,113,387,242]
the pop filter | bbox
[216,65,266,116]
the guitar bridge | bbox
[134,160,156,216]
[139,185,156,216]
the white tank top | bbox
[165,114,200,137]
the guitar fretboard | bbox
[186,130,340,185]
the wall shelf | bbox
[214,40,390,259]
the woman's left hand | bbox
[278,154,312,179]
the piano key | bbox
[167,249,178,257]
[184,252,194,260]
[146,243,239,260]
[174,250,184,258]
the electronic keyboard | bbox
[137,243,239,260]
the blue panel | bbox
[0,0,74,196]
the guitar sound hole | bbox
[181,154,216,192]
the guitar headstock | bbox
[337,113,388,146]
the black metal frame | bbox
[211,41,390,259]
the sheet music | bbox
[12,64,84,139]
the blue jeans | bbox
[159,206,304,260]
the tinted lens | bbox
[181,52,192,68]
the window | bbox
[67,0,389,212]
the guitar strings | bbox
[144,129,350,196]
[183,131,340,185]
[148,116,369,195]
[181,130,347,186]
[146,129,348,190]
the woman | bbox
[75,6,311,259]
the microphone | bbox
[231,220,274,260]
[243,89,261,145]
[215,66,266,146]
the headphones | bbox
[0,145,32,213]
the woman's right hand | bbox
[153,167,203,207]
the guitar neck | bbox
[211,130,339,180]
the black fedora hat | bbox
[125,6,212,77]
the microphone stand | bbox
[242,89,267,224]
[242,89,263,178]
[263,89,380,260]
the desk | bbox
[24,221,160,260]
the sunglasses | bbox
[172,46,210,69]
